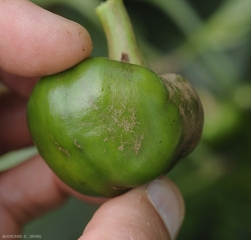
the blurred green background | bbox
[1,0,251,239]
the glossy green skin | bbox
[27,57,184,197]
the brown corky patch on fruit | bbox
[161,74,203,158]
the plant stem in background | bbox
[96,0,146,66]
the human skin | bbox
[0,0,185,239]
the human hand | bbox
[0,1,185,239]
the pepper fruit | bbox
[27,0,203,197]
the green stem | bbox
[96,0,146,66]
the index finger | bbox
[0,0,93,77]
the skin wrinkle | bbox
[0,156,107,234]
[83,225,151,240]
[83,212,168,240]
[117,221,156,240]
[102,219,155,239]
[0,0,92,77]
[82,186,170,240]
[0,157,68,228]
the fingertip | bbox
[0,0,93,77]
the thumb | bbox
[80,177,185,240]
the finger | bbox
[81,177,185,240]
[0,0,93,77]
[0,155,106,235]
[0,71,39,98]
[0,91,32,155]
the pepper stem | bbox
[96,0,146,66]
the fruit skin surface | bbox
[27,57,203,197]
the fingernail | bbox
[146,178,185,240]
